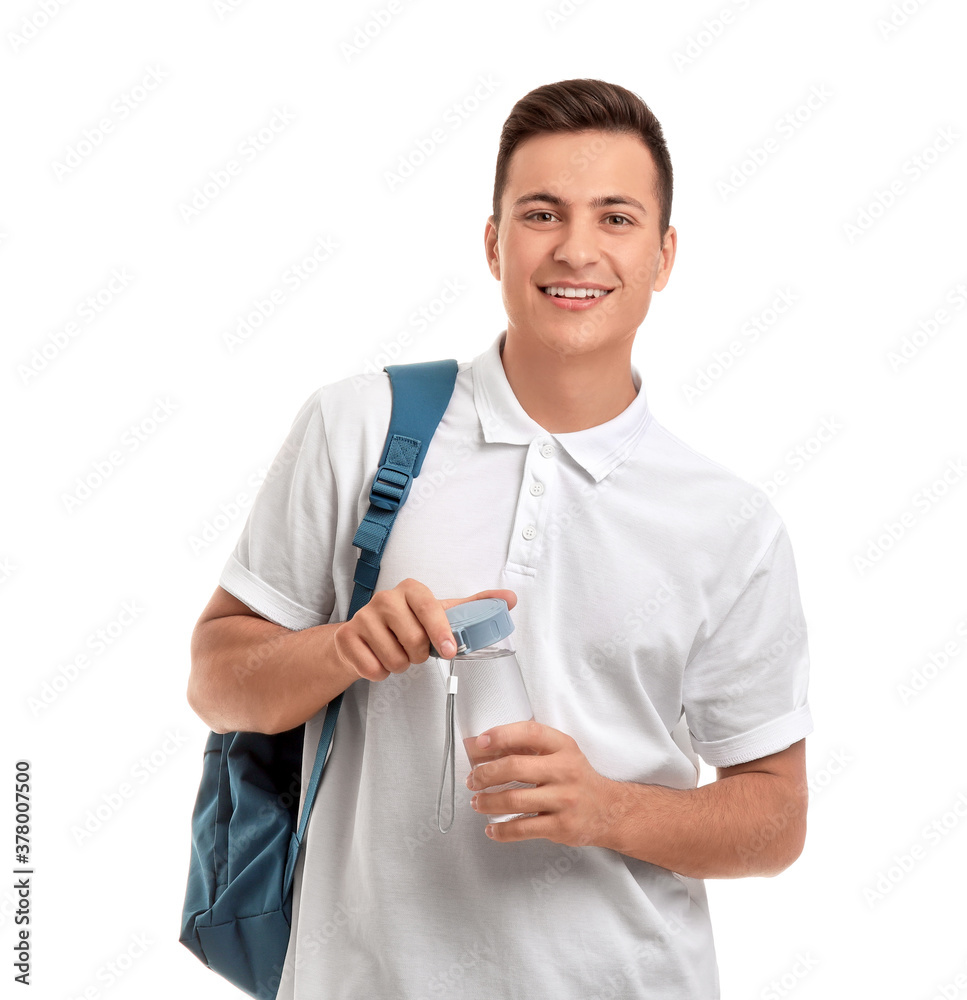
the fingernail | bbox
[477,734,491,749]
[442,639,456,657]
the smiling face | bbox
[485,129,676,362]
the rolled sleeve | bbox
[683,522,813,767]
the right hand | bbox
[333,578,518,682]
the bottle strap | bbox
[436,665,458,833]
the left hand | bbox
[466,720,618,845]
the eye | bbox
[522,210,633,226]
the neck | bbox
[499,329,639,433]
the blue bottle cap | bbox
[428,598,515,658]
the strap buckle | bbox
[368,463,413,511]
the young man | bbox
[188,79,812,998]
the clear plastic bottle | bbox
[432,599,537,831]
[452,638,536,824]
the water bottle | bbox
[430,598,537,833]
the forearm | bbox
[597,772,807,879]
[188,615,359,735]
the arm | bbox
[467,725,807,879]
[187,581,517,735]
[187,585,355,735]
[598,738,808,877]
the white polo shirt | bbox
[219,330,813,1000]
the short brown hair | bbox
[491,78,673,240]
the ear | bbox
[653,225,677,293]
[484,216,500,281]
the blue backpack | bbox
[179,359,459,999]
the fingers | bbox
[335,578,457,680]
[332,626,391,682]
[399,579,458,661]
[467,752,550,791]
[480,813,556,843]
[473,792,546,820]
[335,579,519,682]
[473,720,563,756]
[466,749,606,848]
[442,588,518,613]
[470,785,554,819]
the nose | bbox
[552,214,601,268]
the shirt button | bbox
[540,443,555,459]
[529,482,545,497]
[522,524,537,540]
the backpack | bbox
[179,359,459,999]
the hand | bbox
[333,578,517,682]
[466,721,618,846]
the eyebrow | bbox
[512,191,648,214]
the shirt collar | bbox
[471,330,652,483]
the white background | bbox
[3,1,966,997]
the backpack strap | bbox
[286,358,459,886]
[348,360,460,617]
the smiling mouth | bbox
[539,286,613,299]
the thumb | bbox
[440,588,518,613]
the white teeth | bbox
[543,285,610,299]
